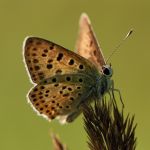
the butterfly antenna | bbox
[106,29,133,63]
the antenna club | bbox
[106,29,133,63]
[125,29,133,39]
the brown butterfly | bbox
[23,13,113,123]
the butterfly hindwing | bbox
[28,74,94,121]
[76,13,106,70]
[24,37,97,83]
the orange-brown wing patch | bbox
[75,13,106,70]
[28,82,90,121]
[24,37,96,83]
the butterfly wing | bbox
[23,37,97,84]
[28,74,94,122]
[75,13,106,70]
[23,37,100,122]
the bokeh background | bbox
[0,0,150,149]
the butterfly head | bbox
[102,64,113,78]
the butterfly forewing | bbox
[76,13,106,70]
[24,37,96,83]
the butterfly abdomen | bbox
[95,75,109,99]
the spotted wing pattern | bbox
[24,37,97,83]
[75,13,106,70]
[23,37,99,123]
[28,74,94,122]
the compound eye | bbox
[103,67,110,75]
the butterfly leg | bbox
[110,80,124,107]
[66,99,92,123]
[67,87,94,123]
[66,109,82,123]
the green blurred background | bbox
[0,0,150,149]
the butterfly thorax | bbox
[94,65,113,99]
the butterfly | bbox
[23,13,113,123]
